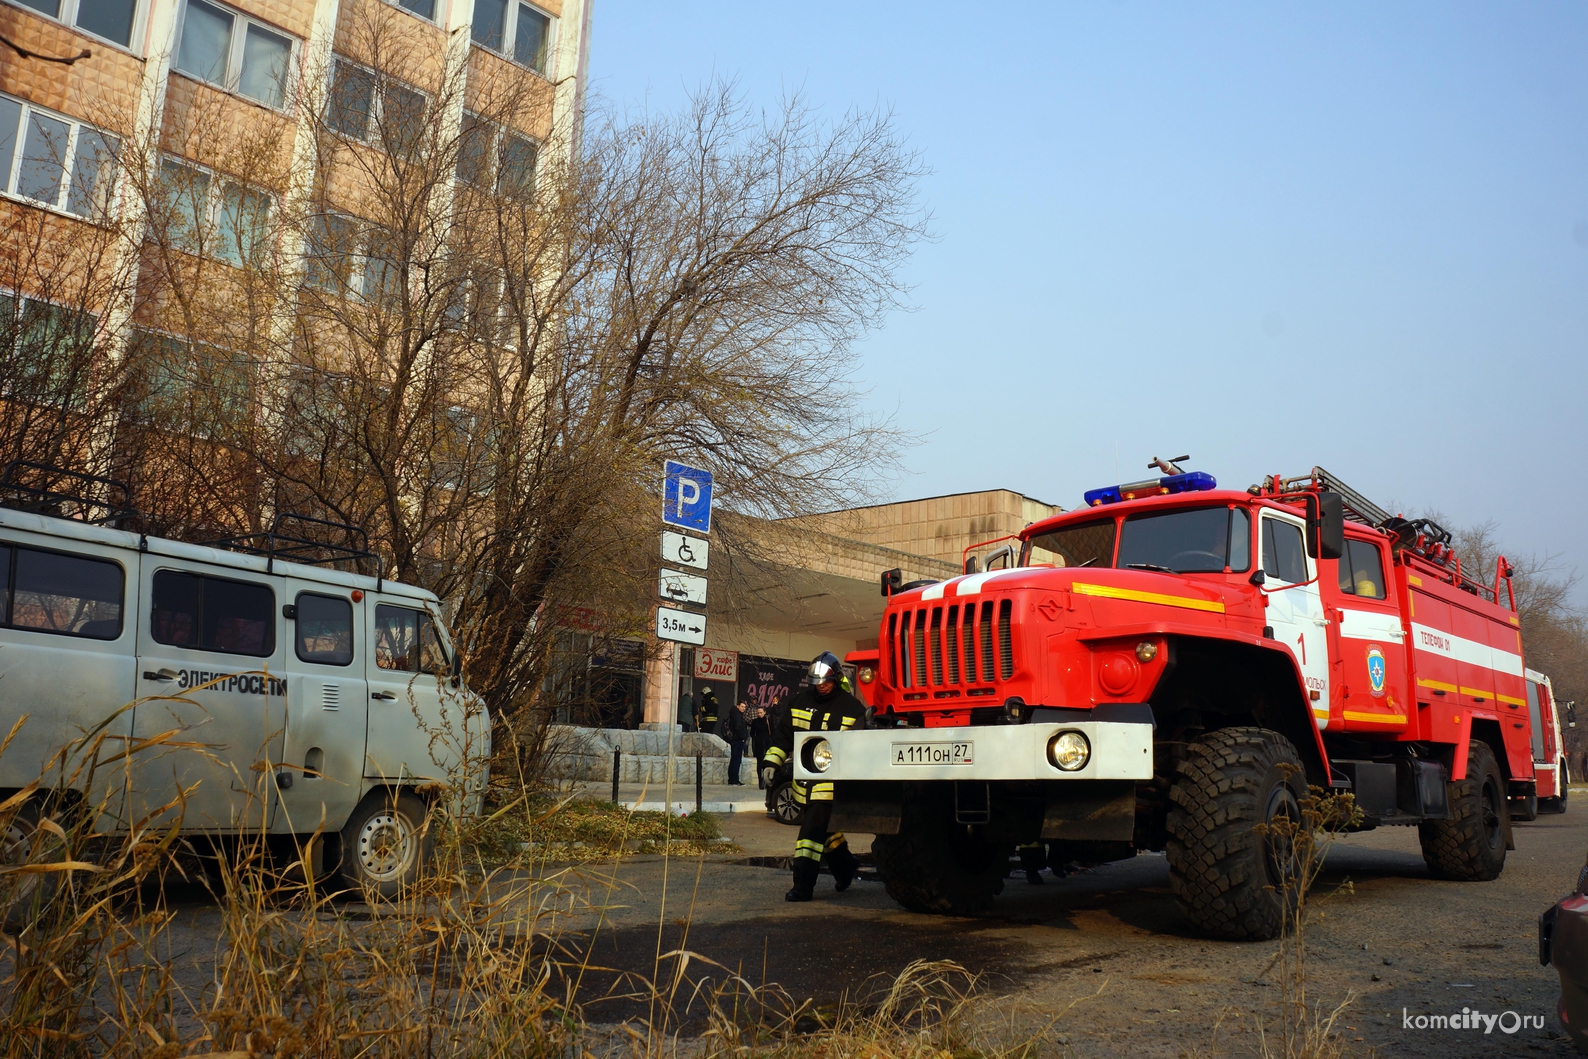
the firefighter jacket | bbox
[764,686,868,803]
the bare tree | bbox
[15,7,929,739]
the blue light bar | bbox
[1084,471,1218,506]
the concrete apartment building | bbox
[0,0,590,347]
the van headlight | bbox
[1047,730,1091,771]
[808,738,834,773]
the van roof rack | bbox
[0,461,136,525]
[202,512,383,584]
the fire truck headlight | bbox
[858,666,875,684]
[1047,730,1091,772]
[1135,641,1159,663]
[808,739,834,773]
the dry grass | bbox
[1,720,1060,1059]
[467,787,735,866]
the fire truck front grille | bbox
[890,596,1014,691]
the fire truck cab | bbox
[1524,669,1572,817]
[797,466,1537,939]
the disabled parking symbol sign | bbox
[662,460,714,534]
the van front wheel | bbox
[339,790,432,898]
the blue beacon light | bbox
[1085,471,1217,507]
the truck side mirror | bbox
[1310,491,1344,560]
[1568,702,1578,729]
[880,568,903,597]
[964,555,980,575]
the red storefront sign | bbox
[693,648,738,682]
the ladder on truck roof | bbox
[1271,466,1391,527]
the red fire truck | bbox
[1523,669,1574,817]
[797,466,1539,939]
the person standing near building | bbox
[750,701,773,787]
[677,690,695,733]
[725,700,750,785]
[696,687,721,735]
[763,653,868,901]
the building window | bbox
[154,158,271,265]
[12,0,142,49]
[470,0,554,76]
[455,112,537,198]
[389,0,435,21]
[304,213,406,302]
[0,94,120,219]
[175,0,294,109]
[130,329,255,425]
[328,60,427,154]
[0,292,98,407]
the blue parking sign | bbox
[663,460,714,533]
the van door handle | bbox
[143,669,178,682]
[372,691,397,701]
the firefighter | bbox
[764,652,869,902]
[696,687,721,735]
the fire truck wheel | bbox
[1514,790,1539,822]
[1166,727,1306,942]
[338,789,433,899]
[872,793,1008,916]
[1418,740,1507,882]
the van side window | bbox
[375,603,448,674]
[296,593,353,665]
[1260,518,1307,584]
[151,571,274,656]
[0,544,124,639]
[1337,539,1387,599]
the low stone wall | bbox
[541,724,745,785]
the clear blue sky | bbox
[590,2,1588,599]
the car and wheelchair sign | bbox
[662,460,713,533]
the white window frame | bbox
[0,93,120,222]
[155,155,273,267]
[455,111,539,198]
[2,0,150,55]
[303,211,405,303]
[173,0,299,112]
[384,0,441,25]
[471,0,556,79]
[326,58,429,150]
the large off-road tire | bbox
[2,802,67,933]
[1166,727,1307,942]
[1419,740,1508,881]
[871,791,1008,916]
[338,789,432,899]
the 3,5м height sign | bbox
[662,460,713,534]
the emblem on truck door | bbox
[1367,645,1387,697]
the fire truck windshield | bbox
[1118,507,1249,573]
[1023,506,1251,573]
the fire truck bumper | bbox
[793,721,1154,783]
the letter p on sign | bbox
[663,460,714,533]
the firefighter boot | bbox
[830,842,860,892]
[786,854,819,902]
[1018,842,1046,885]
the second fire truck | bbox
[797,465,1543,939]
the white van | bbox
[0,487,488,895]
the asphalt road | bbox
[539,799,1588,1058]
